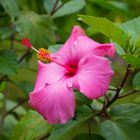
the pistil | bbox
[21,38,76,74]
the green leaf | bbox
[0,0,20,19]
[0,94,26,115]
[11,80,33,96]
[0,27,16,40]
[133,36,140,56]
[114,43,125,55]
[109,103,140,120]
[133,71,140,90]
[15,11,56,48]
[0,93,3,108]
[48,44,62,53]
[6,100,26,115]
[78,15,128,47]
[48,106,93,140]
[75,91,90,105]
[72,133,105,140]
[100,103,140,140]
[11,110,52,140]
[0,49,18,75]
[44,0,62,14]
[91,100,103,111]
[53,0,86,18]
[93,0,129,15]
[121,16,140,37]
[2,115,17,139]
[101,119,140,140]
[0,81,6,92]
[135,36,140,48]
[123,54,140,68]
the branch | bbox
[5,99,26,118]
[10,34,15,50]
[118,90,138,98]
[120,64,131,89]
[18,48,30,64]
[0,82,9,133]
[50,0,60,16]
[0,75,8,84]
[0,14,8,18]
[108,88,117,91]
[104,94,110,102]
[105,64,131,108]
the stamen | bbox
[21,38,76,73]
[37,48,51,63]
[37,48,76,73]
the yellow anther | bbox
[37,48,51,63]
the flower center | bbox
[37,48,77,75]
[65,64,77,77]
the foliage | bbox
[11,110,52,140]
[78,15,128,47]
[0,50,18,75]
[0,0,140,140]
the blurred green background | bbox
[0,0,140,140]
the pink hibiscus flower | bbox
[23,26,115,124]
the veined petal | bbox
[59,25,86,51]
[56,26,88,64]
[73,36,115,58]
[29,78,75,124]
[92,43,115,57]
[33,61,65,92]
[56,26,115,64]
[75,55,114,99]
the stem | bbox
[18,48,30,64]
[38,134,51,140]
[50,0,60,16]
[0,75,7,84]
[104,94,110,102]
[53,3,63,13]
[120,64,131,89]
[108,88,117,91]
[6,99,26,116]
[10,34,14,50]
[105,64,131,108]
[0,82,9,134]
[0,14,8,18]
[118,90,137,98]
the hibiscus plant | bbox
[0,0,140,140]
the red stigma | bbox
[21,38,32,48]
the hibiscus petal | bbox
[75,55,114,99]
[75,36,115,57]
[29,78,75,124]
[33,61,65,92]
[92,43,115,57]
[60,25,85,51]
[56,26,88,63]
[56,26,115,64]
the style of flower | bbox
[22,26,115,124]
